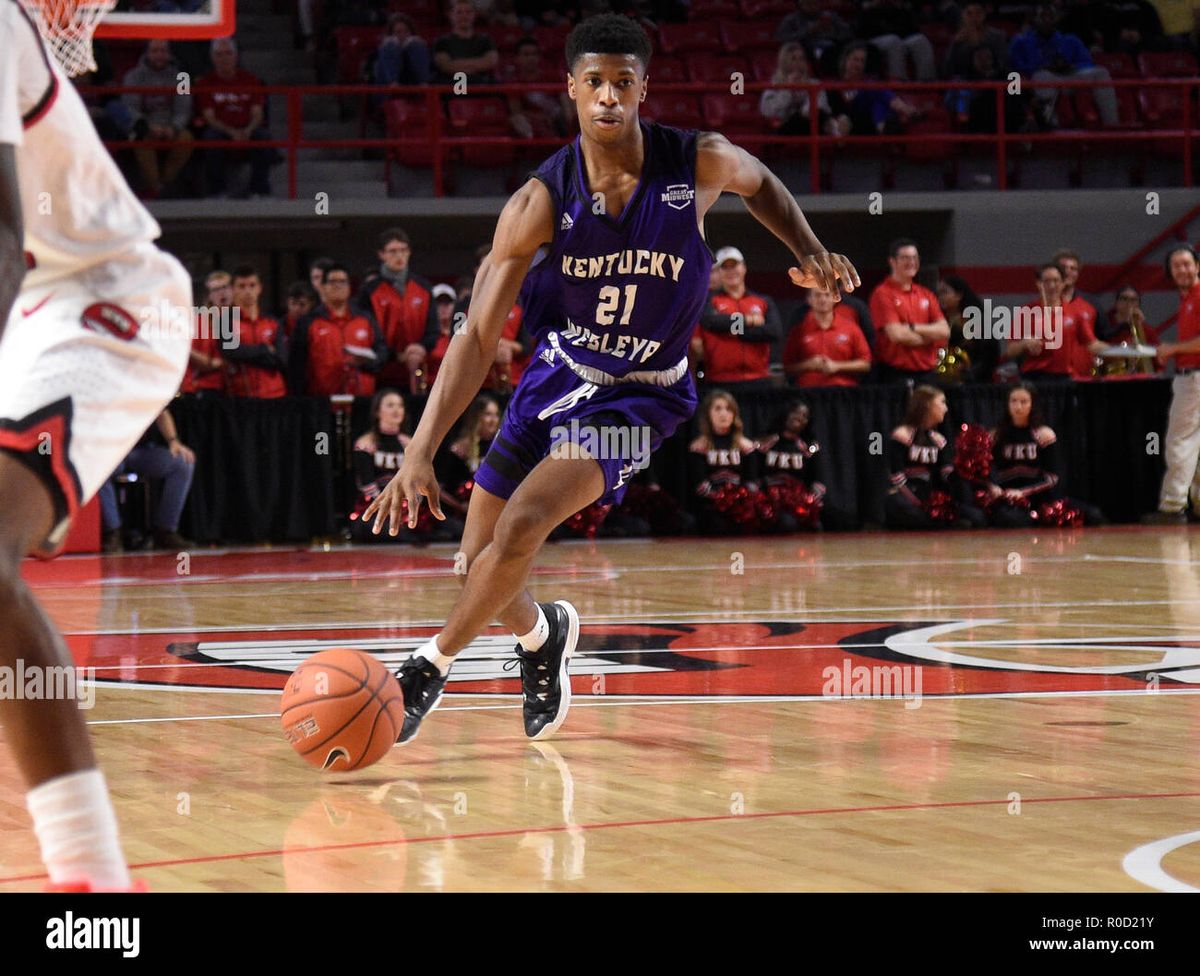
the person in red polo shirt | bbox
[195,37,273,198]
[1144,245,1200,524]
[698,246,782,395]
[289,263,389,396]
[1054,248,1100,378]
[357,228,438,395]
[224,265,288,398]
[1005,262,1105,383]
[784,285,871,387]
[182,270,230,395]
[869,238,949,384]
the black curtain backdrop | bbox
[170,379,1172,542]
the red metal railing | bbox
[82,77,1199,199]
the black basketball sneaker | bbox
[511,600,579,740]
[394,655,448,745]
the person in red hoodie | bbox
[225,266,288,398]
[289,263,388,396]
[783,284,872,387]
[357,228,438,394]
[181,270,230,396]
[698,246,782,395]
[869,238,949,384]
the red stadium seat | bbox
[901,94,957,162]
[384,97,438,169]
[650,56,689,83]
[720,20,782,54]
[447,96,515,166]
[389,0,437,16]
[335,26,385,83]
[689,0,741,19]
[532,24,571,53]
[1093,51,1139,79]
[687,53,750,84]
[482,24,528,54]
[657,21,722,55]
[1137,86,1186,127]
[739,0,792,19]
[1137,51,1199,78]
[750,49,781,82]
[1075,87,1143,129]
[700,93,769,149]
[641,93,705,128]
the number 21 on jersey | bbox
[596,284,638,326]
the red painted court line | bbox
[3,789,1199,885]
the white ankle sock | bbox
[415,637,454,677]
[516,604,551,652]
[26,769,131,890]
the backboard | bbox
[95,0,235,38]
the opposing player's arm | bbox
[407,178,553,459]
[695,131,859,298]
[0,144,25,340]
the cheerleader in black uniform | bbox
[758,401,827,532]
[433,393,501,521]
[986,382,1105,527]
[688,390,764,535]
[351,389,463,543]
[885,385,986,529]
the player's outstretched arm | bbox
[695,132,860,299]
[0,145,25,339]
[362,178,553,534]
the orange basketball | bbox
[280,649,405,772]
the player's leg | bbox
[395,453,604,744]
[0,454,133,889]
[455,481,538,634]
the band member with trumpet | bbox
[936,274,998,383]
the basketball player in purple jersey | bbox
[362,14,859,744]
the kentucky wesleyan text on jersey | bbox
[519,120,715,377]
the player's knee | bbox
[492,502,550,559]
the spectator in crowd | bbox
[1100,285,1158,360]
[947,41,1030,133]
[985,381,1106,527]
[936,274,999,382]
[182,270,230,395]
[783,285,872,387]
[309,257,334,294]
[774,0,854,71]
[827,42,921,137]
[224,266,288,398]
[945,4,1010,78]
[121,39,194,199]
[869,238,949,384]
[99,408,197,552]
[452,243,529,394]
[196,37,274,197]
[698,246,783,394]
[505,37,571,138]
[426,284,459,385]
[433,0,500,86]
[857,0,938,80]
[1053,248,1101,378]
[350,389,462,542]
[688,390,764,536]
[283,280,319,339]
[1005,262,1105,382]
[289,263,389,396]
[1009,2,1119,128]
[1060,1,1167,56]
[757,400,831,531]
[357,228,438,395]
[374,13,433,86]
[1144,245,1200,524]
[435,392,502,522]
[759,42,836,136]
[885,385,985,529]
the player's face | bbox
[379,240,410,273]
[890,247,919,280]
[719,260,745,291]
[568,54,647,142]
[378,393,405,429]
[709,398,735,435]
[1038,268,1063,303]
[1169,251,1199,289]
[478,401,501,438]
[232,276,261,310]
[808,287,835,314]
[1008,389,1032,426]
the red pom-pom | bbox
[766,481,822,529]
[955,424,993,483]
[1032,498,1083,527]
[561,502,611,539]
[922,489,958,524]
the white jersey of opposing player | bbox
[0,0,161,289]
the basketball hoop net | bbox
[19,0,118,78]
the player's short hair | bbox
[378,227,410,250]
[1050,248,1080,265]
[231,265,260,282]
[288,280,318,301]
[1037,261,1063,279]
[888,238,919,260]
[565,13,653,75]
[1164,244,1199,276]
[323,262,351,283]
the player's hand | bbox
[1004,489,1024,503]
[361,452,445,535]
[789,252,861,300]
